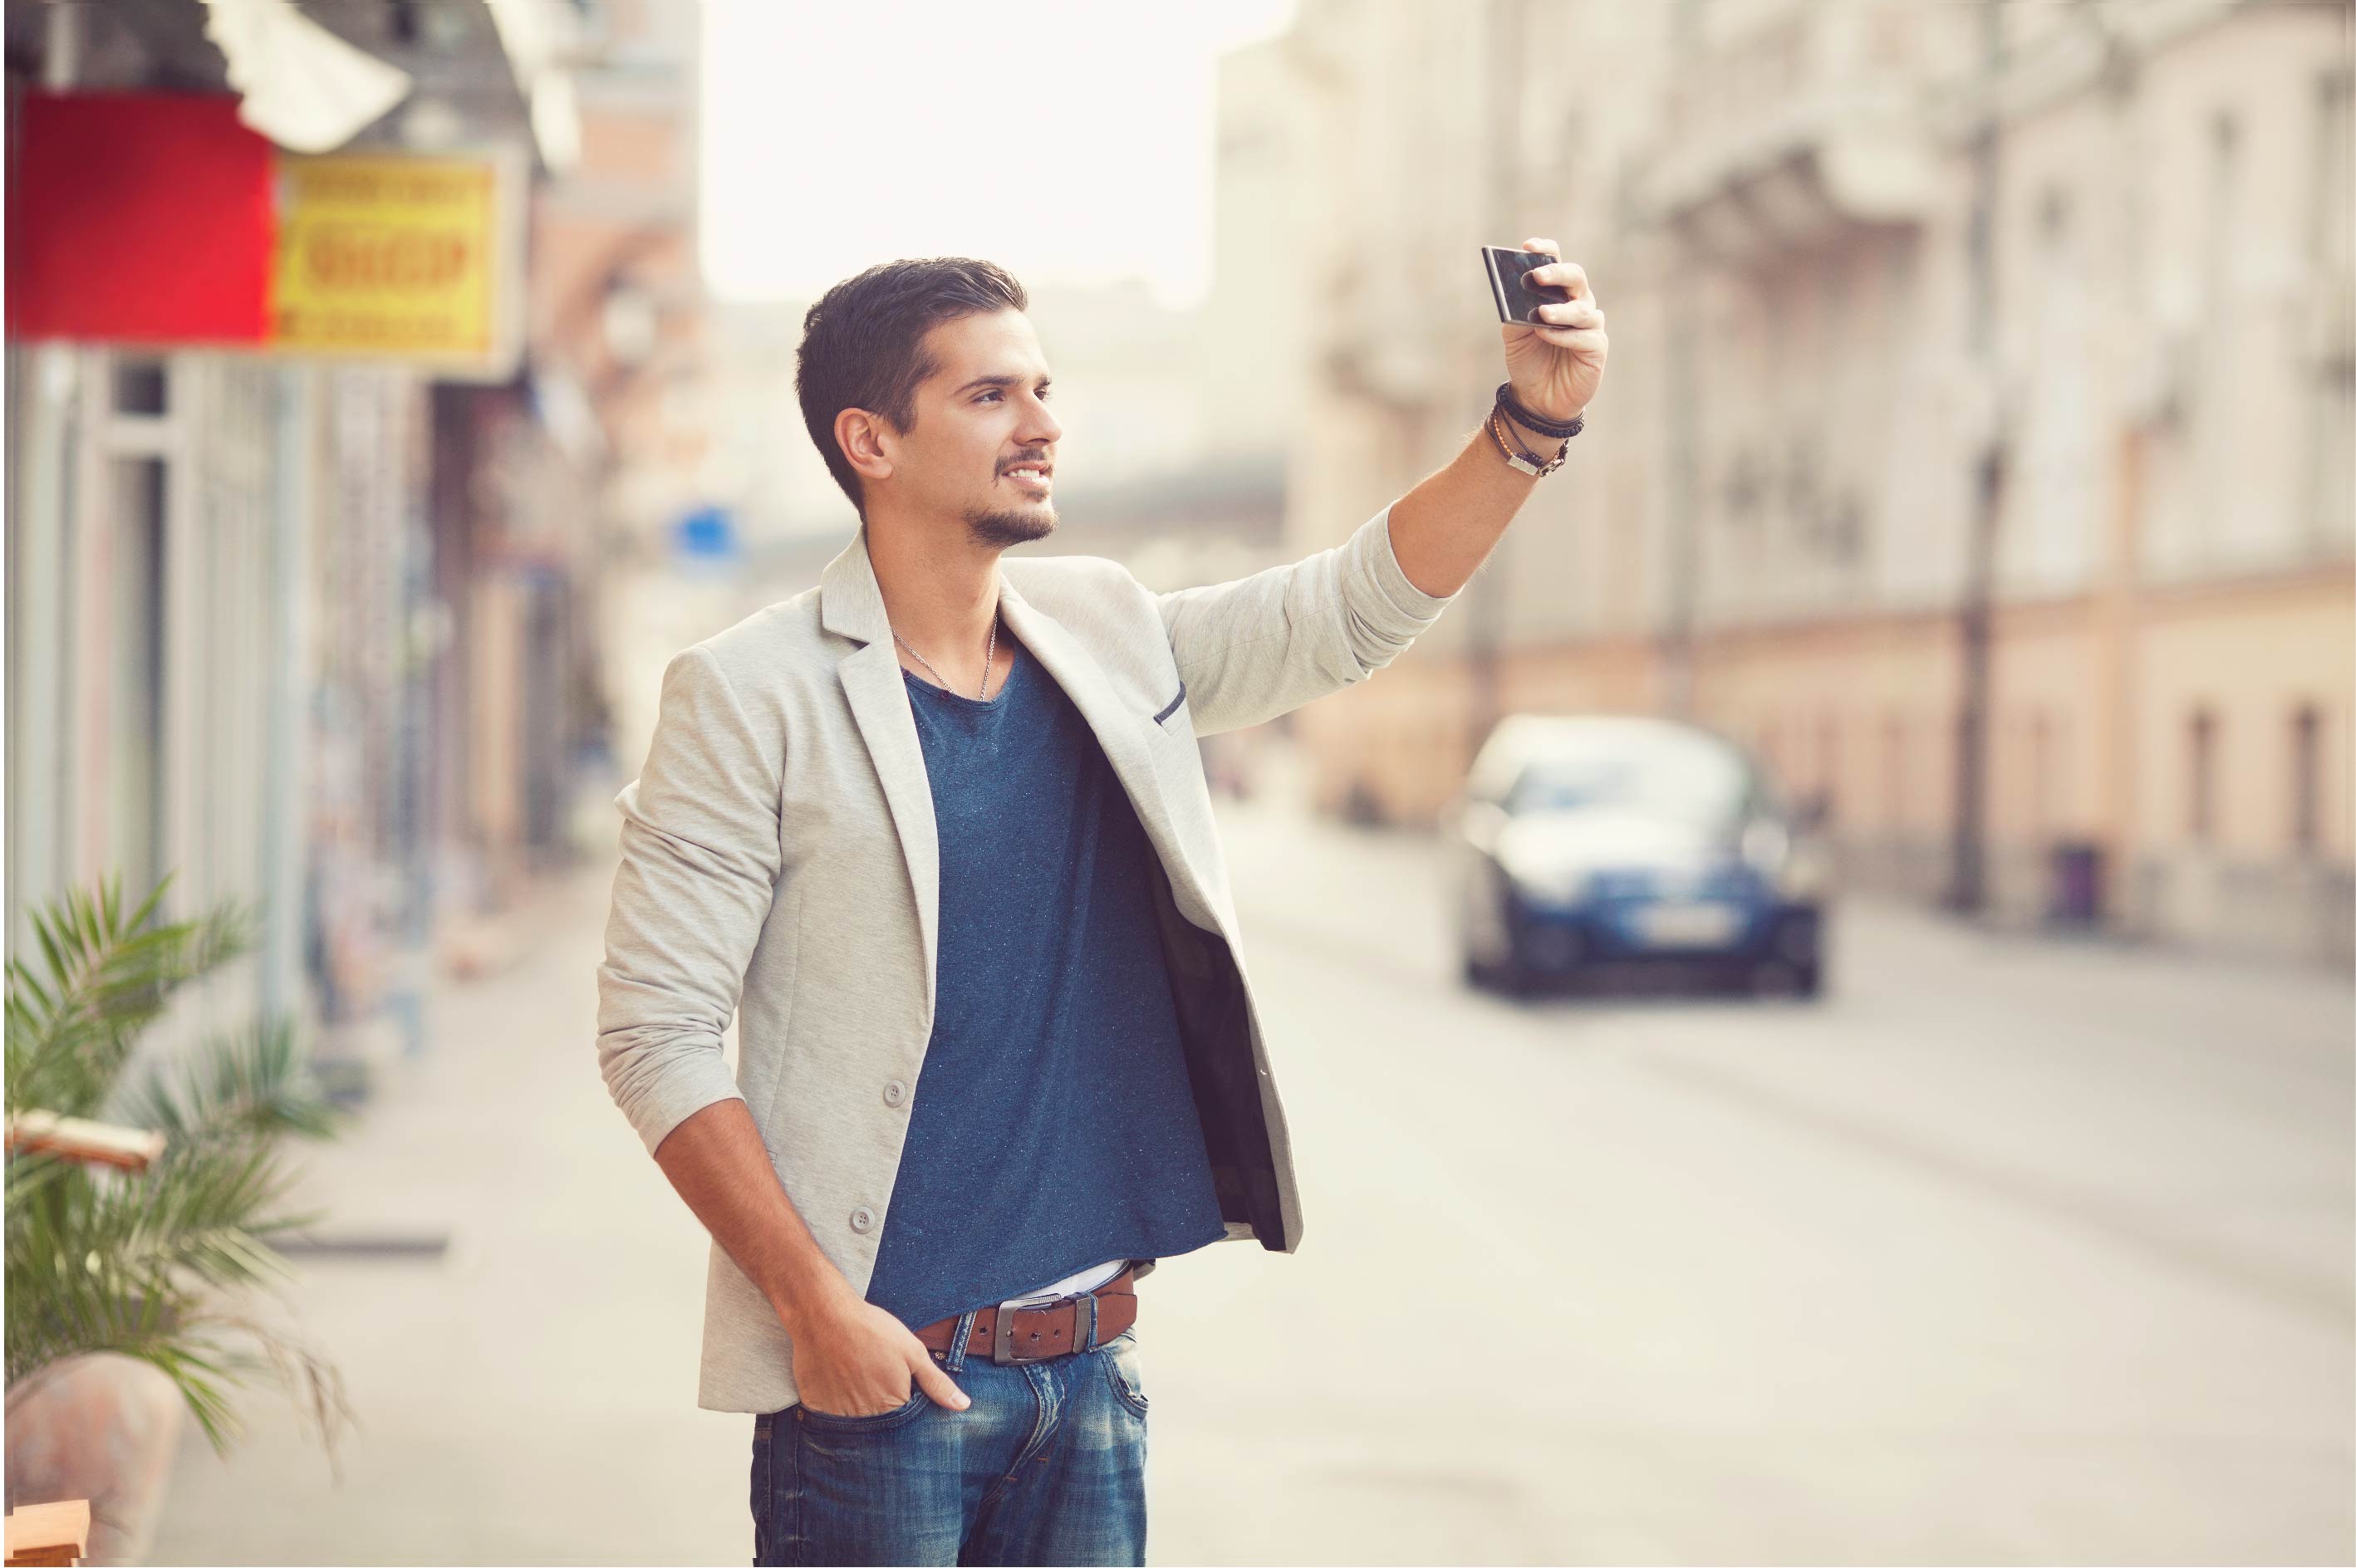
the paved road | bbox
[1150,801,2352,1565]
[148,799,2353,1565]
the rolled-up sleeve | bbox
[1154,501,1458,736]
[596,644,783,1158]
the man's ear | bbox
[836,407,894,483]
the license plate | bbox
[1632,900,1742,948]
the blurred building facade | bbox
[3,0,705,1081]
[1233,0,2352,967]
[434,0,710,910]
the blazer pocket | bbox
[1151,681,1187,727]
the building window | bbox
[2027,709,2053,840]
[1882,712,1905,830]
[109,457,169,906]
[1817,712,1839,825]
[111,360,168,416]
[2036,184,2071,248]
[2291,703,2323,854]
[2311,68,2354,548]
[2209,109,2241,253]
[2205,110,2241,377]
[2188,707,2220,843]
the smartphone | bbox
[1481,244,1569,325]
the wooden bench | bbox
[5,1499,91,1566]
[3,1111,164,1171]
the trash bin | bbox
[2049,840,2104,925]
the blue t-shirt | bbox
[862,636,1230,1332]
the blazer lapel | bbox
[817,527,1209,1027]
[821,529,941,1019]
[995,578,1191,907]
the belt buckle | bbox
[991,1291,1094,1365]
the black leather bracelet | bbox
[1494,380,1585,439]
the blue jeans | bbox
[750,1316,1150,1566]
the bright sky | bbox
[699,0,1298,314]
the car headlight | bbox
[1740,817,1828,900]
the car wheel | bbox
[1750,959,1823,1000]
[1467,949,1536,997]
[1464,927,1531,996]
[1456,899,1499,992]
[1462,881,1526,995]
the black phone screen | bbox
[1481,245,1568,325]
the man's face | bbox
[891,308,1063,551]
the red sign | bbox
[6,94,275,345]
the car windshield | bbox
[1504,729,1762,828]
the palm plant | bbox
[6,871,356,1467]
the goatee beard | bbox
[965,503,1056,551]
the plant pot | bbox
[5,1353,184,1566]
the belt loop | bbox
[945,1308,979,1374]
[1075,1291,1100,1354]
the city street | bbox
[17,5,2349,1566]
[149,794,2354,1566]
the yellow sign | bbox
[272,152,521,379]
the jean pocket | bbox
[1101,1330,1149,1419]
[795,1384,932,1433]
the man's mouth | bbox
[1004,464,1052,492]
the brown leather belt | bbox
[915,1262,1141,1366]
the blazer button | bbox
[883,1080,908,1108]
[850,1207,875,1233]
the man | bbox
[596,239,1607,1566]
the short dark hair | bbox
[795,257,1029,521]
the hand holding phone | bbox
[1481,244,1570,325]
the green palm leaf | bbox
[6,871,352,1464]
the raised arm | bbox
[1153,502,1459,737]
[1156,236,1607,736]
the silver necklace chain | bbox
[894,613,999,701]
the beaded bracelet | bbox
[1487,400,1572,478]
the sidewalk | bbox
[147,852,753,1567]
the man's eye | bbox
[978,388,1052,403]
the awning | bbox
[483,0,582,174]
[203,0,413,154]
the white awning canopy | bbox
[484,0,582,173]
[204,0,413,154]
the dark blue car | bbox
[1446,715,1830,997]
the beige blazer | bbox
[596,502,1457,1413]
